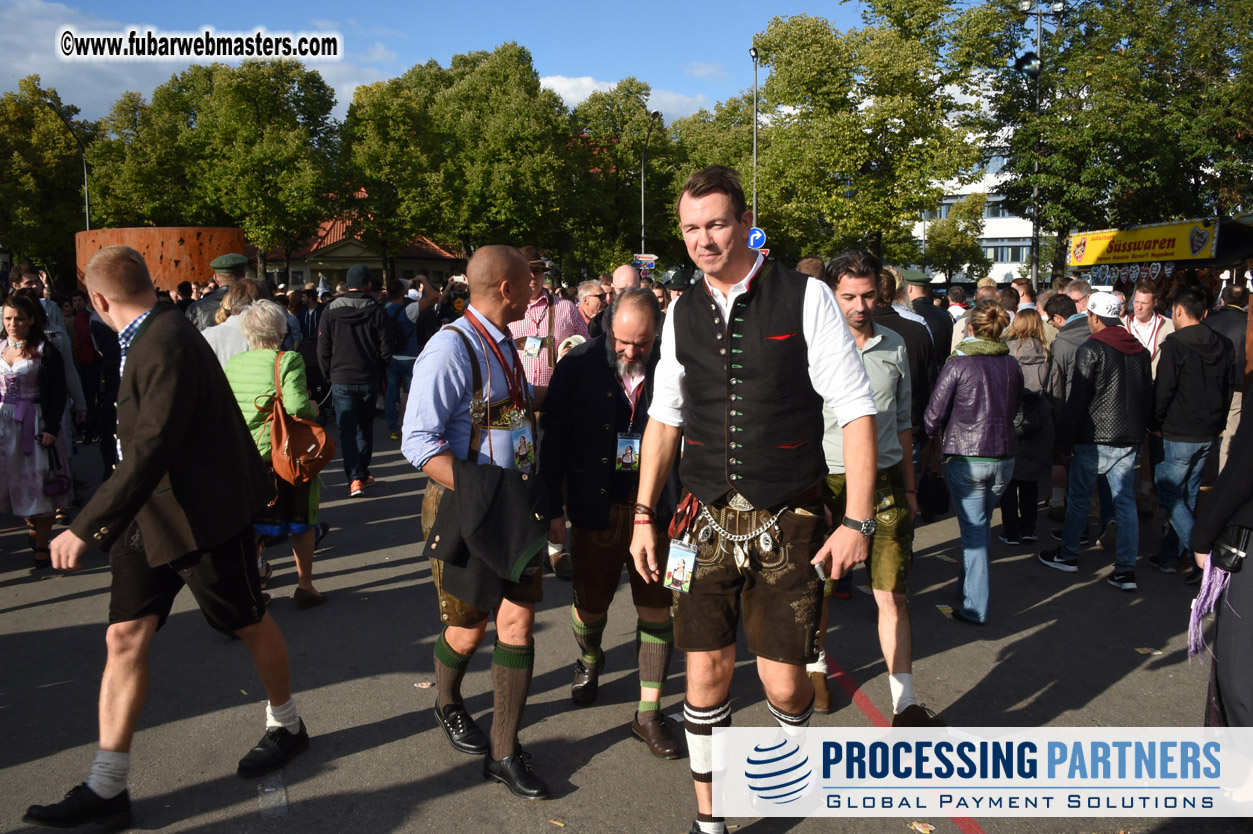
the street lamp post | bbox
[640,109,662,256]
[1015,0,1064,289]
[41,98,90,231]
[750,46,759,224]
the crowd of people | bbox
[4,164,1251,834]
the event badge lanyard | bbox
[462,309,534,472]
[616,373,642,472]
[522,293,549,360]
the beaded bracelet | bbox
[633,519,654,526]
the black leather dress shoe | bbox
[571,657,601,706]
[631,713,682,759]
[434,703,489,755]
[237,720,310,777]
[483,747,551,799]
[23,783,132,831]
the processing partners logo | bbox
[745,737,815,805]
[715,727,1253,818]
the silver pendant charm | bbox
[698,525,713,544]
[758,532,774,553]
[733,543,748,569]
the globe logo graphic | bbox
[744,739,813,805]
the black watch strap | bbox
[842,515,876,537]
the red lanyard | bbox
[525,293,550,329]
[463,309,528,412]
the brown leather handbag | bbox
[259,352,335,485]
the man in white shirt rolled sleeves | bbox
[629,166,878,834]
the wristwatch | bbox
[842,515,877,538]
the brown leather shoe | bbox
[548,551,573,580]
[631,713,681,759]
[809,671,832,714]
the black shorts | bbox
[108,524,267,635]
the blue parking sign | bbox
[748,227,766,249]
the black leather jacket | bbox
[924,353,1023,458]
[1062,326,1152,448]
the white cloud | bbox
[684,61,726,80]
[540,74,615,107]
[0,0,390,120]
[646,89,709,122]
[541,74,708,122]
[363,42,396,63]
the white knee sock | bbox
[86,750,130,799]
[889,673,917,714]
[266,698,301,733]
[1050,487,1065,507]
[805,648,827,675]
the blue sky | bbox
[1,0,866,122]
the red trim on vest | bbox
[764,333,797,341]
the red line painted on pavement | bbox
[825,658,987,834]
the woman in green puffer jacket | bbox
[226,300,328,609]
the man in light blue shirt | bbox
[401,245,551,801]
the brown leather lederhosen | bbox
[422,325,541,626]
[513,292,557,369]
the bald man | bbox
[402,244,552,800]
[25,246,307,831]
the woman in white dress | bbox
[1,292,71,567]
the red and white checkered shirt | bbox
[507,292,588,388]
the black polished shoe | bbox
[631,712,682,759]
[483,746,550,799]
[237,720,310,777]
[434,703,489,755]
[23,783,131,831]
[571,657,602,706]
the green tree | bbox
[986,0,1253,282]
[0,76,97,286]
[754,4,985,261]
[430,43,579,258]
[89,65,229,229]
[570,78,683,274]
[196,61,338,282]
[923,193,991,282]
[90,61,338,282]
[339,61,453,280]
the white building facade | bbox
[911,158,1034,285]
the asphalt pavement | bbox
[0,424,1243,834]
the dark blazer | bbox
[70,303,273,566]
[539,333,679,530]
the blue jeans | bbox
[1063,444,1137,569]
[946,457,1015,622]
[1153,437,1213,566]
[331,383,378,481]
[385,357,417,433]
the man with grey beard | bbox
[538,287,682,760]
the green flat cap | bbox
[210,252,248,270]
[900,267,932,286]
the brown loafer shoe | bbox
[809,670,832,714]
[631,713,681,759]
[548,551,573,580]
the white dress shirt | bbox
[650,253,877,429]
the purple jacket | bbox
[924,353,1024,458]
